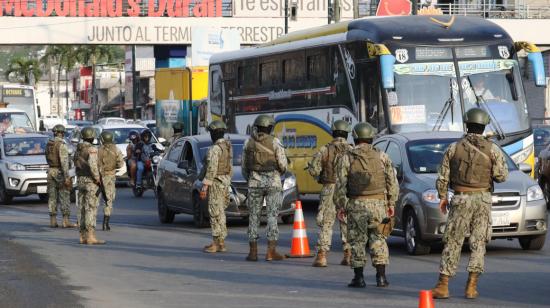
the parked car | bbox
[90,124,166,181]
[96,117,126,126]
[156,134,298,227]
[40,114,66,130]
[373,132,547,255]
[534,124,550,179]
[67,120,93,128]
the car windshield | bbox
[103,128,159,144]
[199,143,244,166]
[0,112,34,133]
[3,137,48,156]
[406,138,517,173]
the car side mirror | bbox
[177,161,189,170]
[158,137,167,144]
[518,163,532,174]
[394,165,403,180]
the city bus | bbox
[207,15,546,194]
[0,84,39,131]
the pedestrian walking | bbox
[431,108,508,299]
[45,124,77,228]
[74,127,105,245]
[334,122,399,288]
[308,120,353,267]
[98,131,124,231]
[242,115,288,261]
[200,120,233,253]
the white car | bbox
[96,117,126,126]
[40,114,66,130]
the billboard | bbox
[191,27,240,66]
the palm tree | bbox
[5,57,42,85]
[41,46,64,116]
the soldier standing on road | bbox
[334,122,399,288]
[169,122,184,145]
[432,108,508,299]
[46,124,77,228]
[308,120,353,267]
[98,131,125,231]
[74,127,105,245]
[200,120,233,253]
[242,115,288,262]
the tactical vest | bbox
[450,136,493,190]
[99,144,118,173]
[346,146,386,198]
[74,143,93,176]
[244,134,278,172]
[319,140,350,184]
[216,140,232,176]
[45,139,62,168]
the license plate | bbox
[492,212,510,227]
[37,186,47,194]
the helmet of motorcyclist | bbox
[128,130,140,143]
[140,129,153,143]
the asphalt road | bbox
[0,189,549,308]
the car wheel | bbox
[518,234,546,250]
[281,214,294,224]
[39,194,49,202]
[193,194,209,228]
[0,177,13,205]
[157,190,175,224]
[404,209,431,255]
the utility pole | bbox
[119,66,124,118]
[284,0,289,34]
[328,0,332,24]
[65,70,69,120]
[333,0,341,23]
[353,0,359,19]
[132,45,138,121]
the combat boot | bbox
[375,264,389,287]
[246,241,258,261]
[79,231,87,244]
[102,216,111,231]
[340,248,351,266]
[348,267,366,288]
[432,274,450,299]
[312,250,327,267]
[465,272,480,299]
[86,229,106,245]
[203,237,219,253]
[49,214,58,228]
[265,240,285,261]
[62,216,77,228]
[217,238,227,252]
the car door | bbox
[384,140,405,228]
[162,140,184,205]
[173,141,198,211]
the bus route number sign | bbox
[2,88,25,97]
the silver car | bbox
[374,132,547,255]
[0,133,51,204]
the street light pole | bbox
[132,45,138,121]
[328,0,332,24]
[284,0,289,34]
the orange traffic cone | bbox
[286,200,314,258]
[419,290,435,308]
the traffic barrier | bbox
[418,290,435,308]
[286,200,314,258]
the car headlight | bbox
[152,155,161,164]
[422,189,453,204]
[527,185,544,202]
[283,175,296,191]
[6,162,25,171]
[510,146,533,165]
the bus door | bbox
[209,65,227,127]
[357,60,385,132]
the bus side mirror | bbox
[528,52,546,87]
[380,54,396,89]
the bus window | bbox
[307,54,328,81]
[210,70,223,116]
[260,61,278,87]
[282,58,302,84]
[238,65,255,90]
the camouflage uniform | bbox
[334,143,399,269]
[308,137,352,253]
[46,136,71,217]
[75,142,101,234]
[98,144,124,217]
[202,139,233,240]
[436,133,508,277]
[242,132,288,241]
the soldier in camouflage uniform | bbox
[432,108,508,299]
[200,120,233,253]
[45,124,77,228]
[98,131,125,231]
[74,127,105,245]
[169,122,184,146]
[334,122,399,288]
[309,120,353,267]
[242,115,288,261]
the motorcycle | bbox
[132,145,163,198]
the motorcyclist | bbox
[135,129,155,188]
[126,130,140,186]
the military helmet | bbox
[80,127,96,140]
[253,115,275,128]
[172,122,184,131]
[352,122,377,139]
[100,131,114,144]
[52,124,66,134]
[207,120,227,132]
[464,108,490,126]
[331,120,351,133]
